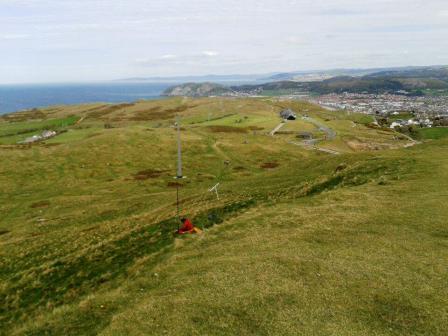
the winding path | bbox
[269,116,340,155]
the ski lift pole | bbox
[174,115,186,232]
[176,115,183,179]
[176,183,180,231]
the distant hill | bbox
[309,67,448,94]
[163,82,232,96]
[117,65,448,84]
[366,66,448,80]
[261,66,443,81]
[164,66,448,97]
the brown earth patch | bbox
[261,162,279,169]
[233,166,247,171]
[134,169,167,180]
[365,123,380,130]
[167,181,184,188]
[81,226,99,233]
[334,163,348,173]
[30,232,43,237]
[196,173,215,180]
[346,140,386,151]
[0,144,32,150]
[172,127,186,131]
[247,126,265,131]
[130,104,198,121]
[130,106,164,121]
[30,200,51,208]
[87,103,135,119]
[275,131,295,135]
[0,229,10,236]
[208,125,248,133]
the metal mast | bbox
[176,116,183,179]
[174,115,185,231]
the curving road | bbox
[270,116,339,155]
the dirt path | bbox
[398,132,422,148]
[212,141,231,161]
[270,122,286,136]
[289,141,340,155]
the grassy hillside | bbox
[1,98,447,335]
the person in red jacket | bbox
[177,217,195,234]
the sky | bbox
[0,0,447,83]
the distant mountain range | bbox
[263,66,448,82]
[162,66,448,97]
[119,65,448,84]
[117,74,265,83]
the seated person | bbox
[177,217,201,234]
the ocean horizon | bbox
[0,82,175,115]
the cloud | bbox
[161,54,177,59]
[0,33,31,40]
[135,51,222,67]
[202,50,219,57]
[285,36,309,45]
[1,0,448,83]
[316,8,365,16]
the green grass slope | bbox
[416,127,448,140]
[0,98,447,335]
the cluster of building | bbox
[311,93,448,119]
[388,117,433,129]
[19,130,57,144]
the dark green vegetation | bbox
[416,127,448,140]
[1,98,447,335]
[164,66,448,96]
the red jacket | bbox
[179,219,194,233]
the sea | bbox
[0,82,176,115]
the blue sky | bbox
[0,0,447,83]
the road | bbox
[269,117,339,155]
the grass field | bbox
[416,127,448,140]
[0,115,80,144]
[388,112,414,122]
[1,98,447,335]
